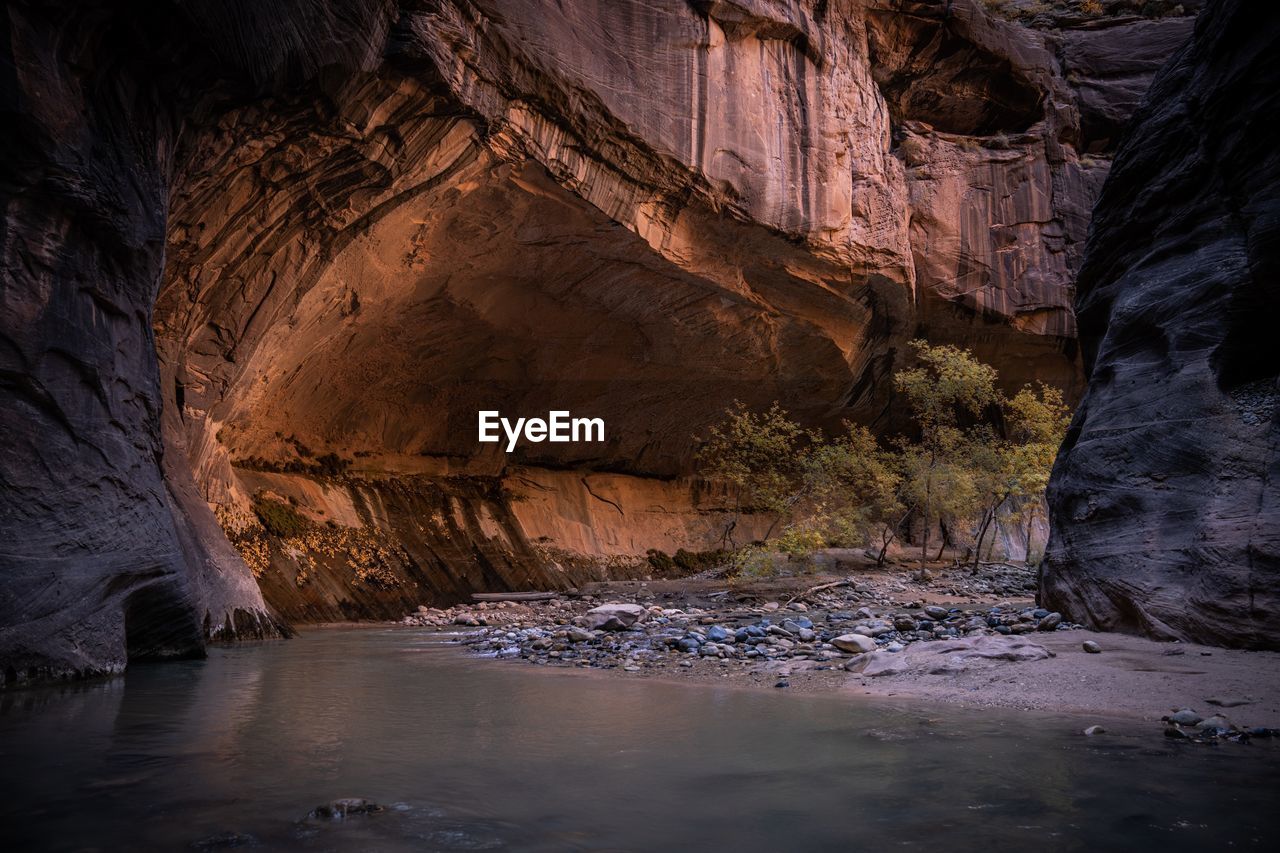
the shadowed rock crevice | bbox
[866,7,1044,135]
[122,583,207,662]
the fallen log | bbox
[471,592,559,602]
[784,578,853,605]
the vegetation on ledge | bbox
[696,341,1071,578]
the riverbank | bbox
[402,564,1280,734]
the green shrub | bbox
[313,452,350,477]
[696,340,1070,570]
[775,526,825,558]
[673,548,729,573]
[253,496,307,537]
[731,546,779,581]
[646,548,730,577]
[646,549,677,574]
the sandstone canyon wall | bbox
[2,0,1196,685]
[1043,0,1280,649]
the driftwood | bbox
[784,579,853,605]
[471,592,559,602]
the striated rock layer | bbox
[1043,0,1280,649]
[2,0,1195,684]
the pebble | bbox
[415,562,1098,687]
[1169,708,1202,726]
[1082,640,1101,654]
[1083,725,1106,736]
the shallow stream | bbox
[2,627,1277,851]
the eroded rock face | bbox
[2,0,1195,683]
[1043,0,1280,649]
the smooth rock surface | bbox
[583,604,647,631]
[850,635,1052,680]
[1044,0,1280,649]
[833,634,878,654]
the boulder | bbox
[859,651,910,678]
[832,634,878,654]
[583,604,647,631]
[850,635,1053,680]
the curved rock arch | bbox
[3,0,1198,684]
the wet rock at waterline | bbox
[308,799,384,820]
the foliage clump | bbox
[646,548,731,578]
[233,448,352,478]
[695,340,1071,576]
[252,496,308,538]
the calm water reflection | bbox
[2,627,1277,851]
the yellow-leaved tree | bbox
[695,341,1070,577]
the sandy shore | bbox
[844,630,1280,724]
[405,566,1280,733]
[526,629,1280,728]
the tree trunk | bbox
[876,508,911,566]
[1024,508,1035,563]
[920,510,929,571]
[973,494,1009,571]
[920,475,932,571]
[972,510,991,572]
[875,528,895,566]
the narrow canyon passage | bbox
[3,0,1277,692]
[4,2,1280,851]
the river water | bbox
[1,627,1277,851]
